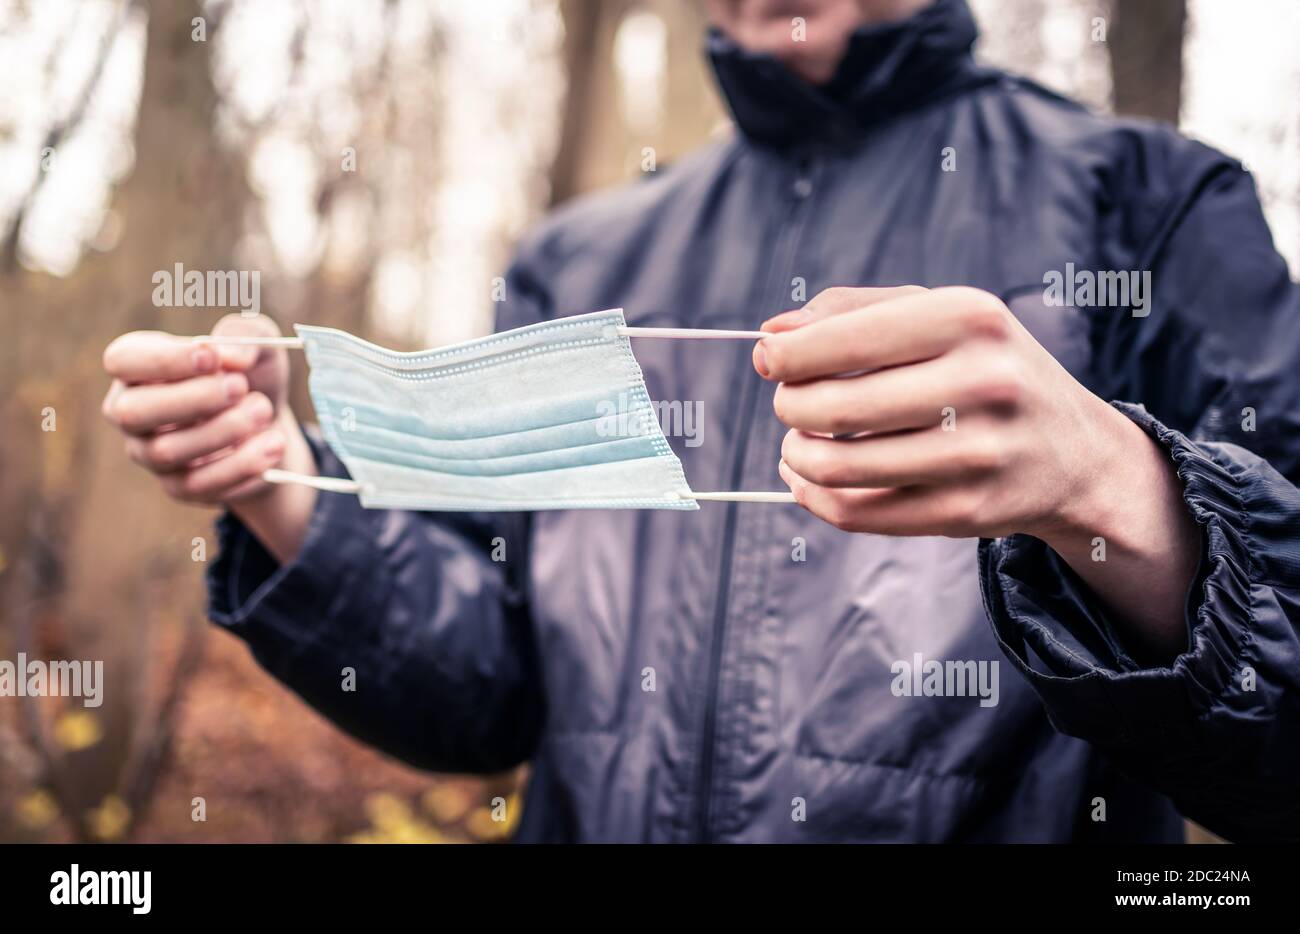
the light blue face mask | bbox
[200,309,794,511]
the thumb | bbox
[210,312,285,371]
[210,313,293,411]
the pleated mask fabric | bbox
[296,309,698,511]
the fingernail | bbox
[262,432,284,459]
[250,394,274,423]
[754,343,769,378]
[192,347,216,373]
[222,373,246,402]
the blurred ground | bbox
[3,616,521,843]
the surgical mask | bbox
[201,309,793,511]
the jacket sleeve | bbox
[980,138,1300,841]
[205,260,550,774]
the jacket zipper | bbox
[693,155,815,842]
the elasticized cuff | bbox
[205,430,388,660]
[978,401,1255,748]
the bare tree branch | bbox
[2,0,134,271]
[121,615,206,838]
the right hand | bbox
[103,314,319,563]
[102,313,307,506]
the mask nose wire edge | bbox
[194,326,774,351]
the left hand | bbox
[754,284,1202,663]
[753,285,1153,541]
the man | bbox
[101,0,1300,841]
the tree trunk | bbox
[1107,0,1186,124]
[0,0,251,840]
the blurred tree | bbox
[0,0,519,844]
[1,0,242,841]
[1107,0,1186,123]
[550,0,722,204]
[551,0,630,205]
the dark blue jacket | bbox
[208,0,1300,841]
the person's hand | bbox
[753,285,1135,538]
[753,285,1199,661]
[102,313,306,505]
[103,314,318,563]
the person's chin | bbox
[726,21,849,84]
[753,40,841,84]
[780,49,842,84]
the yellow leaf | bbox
[422,783,473,824]
[364,792,413,833]
[86,795,131,841]
[467,796,519,842]
[16,789,60,829]
[53,710,102,751]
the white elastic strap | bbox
[616,326,769,340]
[260,470,794,504]
[194,326,768,351]
[194,335,306,349]
[681,491,796,503]
[262,468,363,494]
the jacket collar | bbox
[707,0,985,149]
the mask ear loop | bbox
[197,329,797,504]
[194,335,307,348]
[262,469,364,494]
[257,473,796,504]
[680,491,795,503]
[194,327,773,349]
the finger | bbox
[208,312,284,371]
[125,392,276,472]
[780,427,1003,489]
[780,459,993,537]
[760,308,814,335]
[779,459,932,534]
[761,286,926,332]
[110,372,248,436]
[221,474,279,504]
[104,331,222,384]
[101,379,126,424]
[772,354,994,436]
[758,286,1006,383]
[160,426,285,504]
[756,286,926,372]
